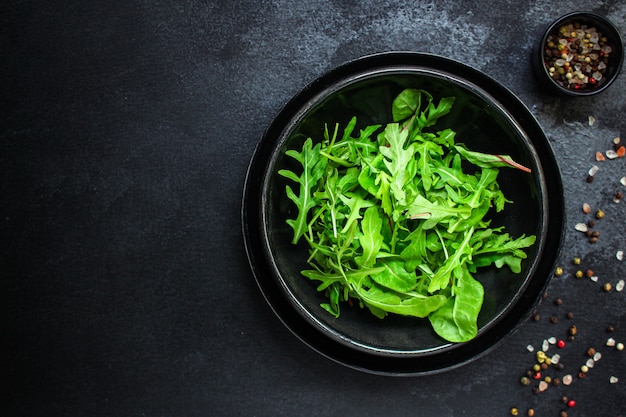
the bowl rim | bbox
[535,11,624,96]
[242,52,565,375]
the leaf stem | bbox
[495,154,531,173]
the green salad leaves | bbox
[278,88,536,343]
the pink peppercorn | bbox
[557,340,566,348]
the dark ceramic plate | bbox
[242,52,564,375]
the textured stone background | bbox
[2,1,625,416]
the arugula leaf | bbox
[278,138,327,244]
[470,233,536,273]
[354,279,447,318]
[369,260,417,293]
[355,206,384,267]
[406,195,472,230]
[378,123,416,204]
[338,190,374,234]
[428,226,475,292]
[429,266,484,342]
[418,96,455,129]
[455,144,531,173]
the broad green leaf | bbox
[355,281,447,318]
[355,206,384,267]
[369,260,416,293]
[429,267,484,342]
[392,88,427,122]
[455,144,531,173]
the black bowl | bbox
[242,52,564,375]
[533,12,624,96]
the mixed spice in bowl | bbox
[535,12,624,96]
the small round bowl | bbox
[533,12,624,96]
[243,52,564,375]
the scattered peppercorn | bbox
[617,342,624,351]
[607,325,615,332]
[587,347,596,357]
[590,236,598,244]
[578,371,587,379]
[561,396,569,404]
[575,270,584,278]
[585,269,594,278]
[596,209,605,219]
[555,266,564,276]
[569,325,578,336]
[510,407,519,416]
[566,312,574,319]
[582,202,591,213]
[560,411,568,417]
[520,376,530,386]
[553,377,561,385]
[573,257,581,265]
[555,298,563,305]
[551,316,559,324]
[527,409,534,417]
[567,399,576,408]
[604,282,612,292]
[558,339,566,348]
[587,219,595,228]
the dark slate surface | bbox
[2,1,625,416]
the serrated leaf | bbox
[278,138,327,243]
